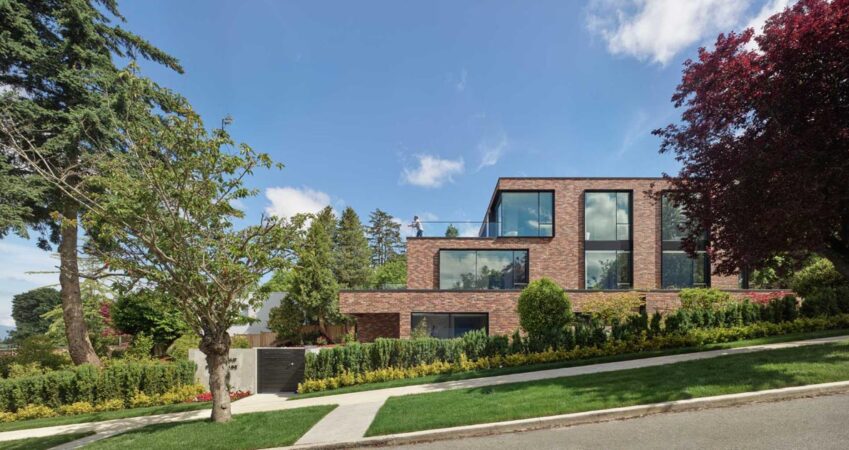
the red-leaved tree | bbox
[654,0,849,281]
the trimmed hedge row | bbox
[0,359,196,413]
[665,296,799,333]
[299,315,849,393]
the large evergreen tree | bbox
[288,210,340,340]
[0,0,183,366]
[334,207,372,288]
[10,287,61,343]
[367,209,402,266]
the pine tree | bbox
[0,0,183,366]
[367,209,402,266]
[334,207,372,288]
[445,224,460,237]
[289,211,340,339]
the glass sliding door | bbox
[439,249,529,290]
[411,313,488,338]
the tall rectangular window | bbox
[439,250,528,289]
[411,313,488,338]
[661,194,709,288]
[584,192,632,289]
[493,191,554,237]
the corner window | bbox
[584,192,632,289]
[411,313,488,338]
[439,250,528,289]
[493,191,553,237]
[661,194,710,288]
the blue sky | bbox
[0,0,792,326]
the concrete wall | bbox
[188,348,257,393]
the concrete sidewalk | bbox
[0,334,845,448]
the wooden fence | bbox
[234,324,350,348]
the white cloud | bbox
[455,69,468,92]
[457,223,481,237]
[743,0,793,50]
[0,240,59,327]
[586,0,750,65]
[401,155,464,188]
[264,186,332,219]
[477,133,509,170]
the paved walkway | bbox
[0,334,844,448]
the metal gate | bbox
[257,348,305,393]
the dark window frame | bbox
[583,190,633,289]
[438,248,530,290]
[410,312,490,338]
[660,192,711,288]
[487,189,556,238]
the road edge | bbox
[284,380,849,449]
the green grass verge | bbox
[0,402,213,433]
[0,431,94,450]
[292,328,849,399]
[366,340,849,436]
[86,405,336,450]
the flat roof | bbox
[498,176,665,181]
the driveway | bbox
[393,392,849,450]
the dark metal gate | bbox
[257,348,305,393]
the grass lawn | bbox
[292,328,849,399]
[0,402,214,433]
[0,431,94,450]
[366,340,849,436]
[86,405,336,450]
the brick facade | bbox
[341,177,756,342]
[350,313,400,342]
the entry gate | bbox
[256,348,305,393]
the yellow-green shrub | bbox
[13,404,57,420]
[581,292,643,324]
[94,399,125,412]
[56,401,95,416]
[0,412,15,423]
[130,392,157,408]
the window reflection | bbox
[411,313,488,339]
[661,194,709,288]
[497,192,554,237]
[439,250,529,289]
[585,251,632,289]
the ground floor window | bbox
[585,250,632,289]
[662,251,709,288]
[411,313,488,339]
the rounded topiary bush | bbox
[517,278,573,348]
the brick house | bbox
[340,177,763,342]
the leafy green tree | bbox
[367,209,402,266]
[267,295,306,344]
[371,255,407,288]
[112,290,189,356]
[19,73,300,422]
[445,224,460,238]
[334,207,372,288]
[289,211,340,339]
[517,278,573,349]
[0,0,183,367]
[43,279,117,357]
[10,287,60,342]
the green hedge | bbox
[0,360,196,413]
[665,296,799,333]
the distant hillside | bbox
[0,325,14,340]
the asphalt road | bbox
[391,393,849,450]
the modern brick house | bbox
[340,177,755,342]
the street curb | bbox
[286,380,849,449]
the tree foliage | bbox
[333,207,372,288]
[0,0,183,367]
[288,209,340,338]
[654,0,849,281]
[371,256,407,288]
[42,279,117,357]
[111,290,189,356]
[10,287,60,343]
[267,295,306,345]
[445,224,460,238]
[367,209,402,266]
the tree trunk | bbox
[201,332,232,423]
[820,243,849,284]
[58,201,102,367]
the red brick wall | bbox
[352,313,399,342]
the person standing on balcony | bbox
[409,215,424,237]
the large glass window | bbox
[661,194,709,288]
[411,313,488,339]
[585,251,632,289]
[495,191,553,237]
[439,250,528,289]
[584,192,632,289]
